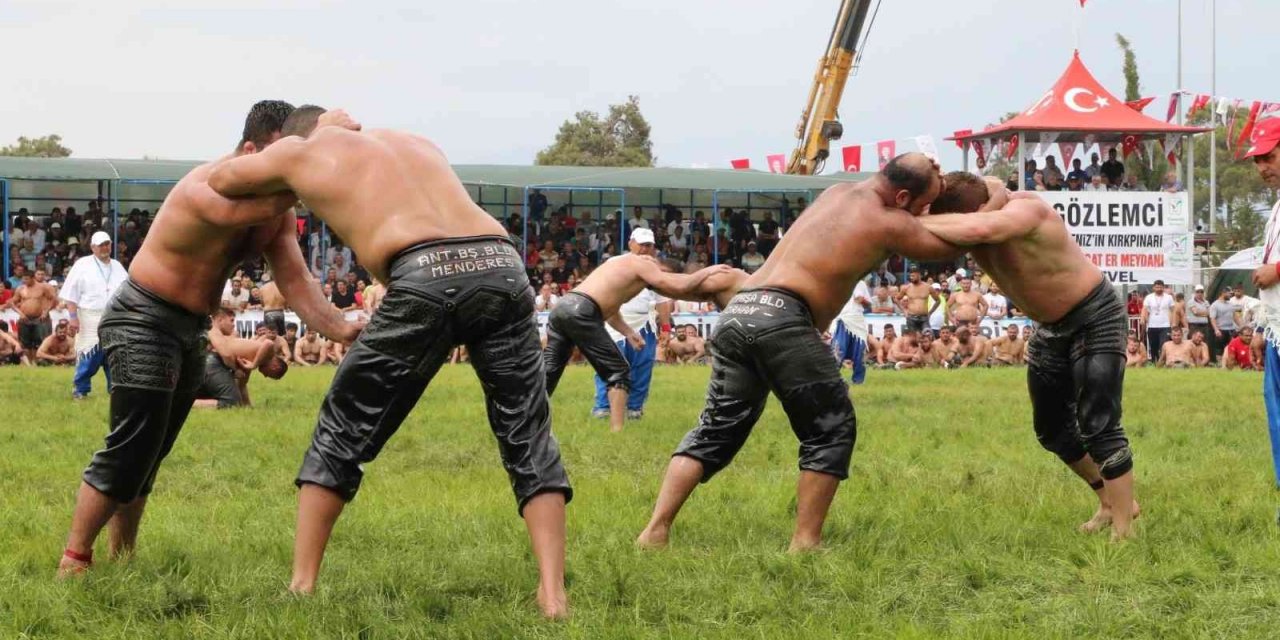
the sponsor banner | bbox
[1038,191,1194,285]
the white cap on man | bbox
[91,231,112,247]
[1194,284,1205,292]
[956,268,968,278]
[631,228,655,245]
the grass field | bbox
[1,363,1278,639]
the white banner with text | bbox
[1038,191,1193,285]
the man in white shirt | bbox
[222,279,251,311]
[829,279,872,384]
[1231,284,1262,329]
[1140,280,1174,360]
[1244,116,1280,487]
[983,282,1009,330]
[592,228,672,420]
[59,231,128,399]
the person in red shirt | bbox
[1224,326,1257,370]
[1126,291,1142,317]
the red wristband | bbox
[63,548,93,564]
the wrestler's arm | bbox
[264,214,361,345]
[920,207,1042,246]
[0,331,19,350]
[888,218,965,262]
[207,138,307,197]
[642,263,731,301]
[35,337,59,362]
[604,312,645,348]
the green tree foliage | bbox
[979,112,1022,181]
[0,134,71,157]
[536,96,654,167]
[1116,34,1141,102]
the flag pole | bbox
[1209,0,1217,235]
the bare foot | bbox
[1079,504,1113,534]
[288,580,315,595]
[635,525,669,549]
[56,555,91,579]
[610,424,624,433]
[787,537,823,553]
[536,583,569,620]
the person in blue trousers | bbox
[59,231,128,399]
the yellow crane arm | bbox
[787,0,875,175]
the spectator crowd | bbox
[1003,148,1184,194]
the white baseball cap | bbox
[630,228,655,245]
[956,268,969,278]
[1194,284,1205,291]
[930,283,942,290]
[91,231,112,246]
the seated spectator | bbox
[1086,175,1107,192]
[1066,174,1084,191]
[1023,159,1039,190]
[18,238,37,270]
[293,331,329,366]
[756,211,781,256]
[1066,158,1090,184]
[1158,327,1196,368]
[1042,155,1065,186]
[36,320,76,366]
[1085,153,1102,180]
[222,279,251,311]
[535,284,559,311]
[1101,147,1125,187]
[1160,170,1184,193]
[1005,173,1019,192]
[1032,171,1047,191]
[1126,333,1148,367]
[1044,172,1065,192]
[246,286,264,310]
[869,287,897,314]
[1223,326,1258,370]
[330,280,359,312]
[0,323,29,366]
[1188,330,1210,367]
[911,329,945,368]
[874,324,897,365]
[740,242,765,273]
[887,328,921,369]
[665,325,707,364]
[573,255,594,280]
[668,225,689,259]
[951,326,988,368]
[550,256,572,284]
[987,323,1025,366]
[538,240,559,271]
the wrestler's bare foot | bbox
[635,524,669,549]
[56,555,91,578]
[537,583,569,620]
[787,536,823,553]
[1080,500,1140,534]
[1110,501,1141,542]
[288,579,316,595]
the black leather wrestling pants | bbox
[295,236,572,514]
[83,279,209,502]
[542,291,630,396]
[674,287,857,481]
[1026,279,1134,480]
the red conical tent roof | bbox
[950,51,1209,143]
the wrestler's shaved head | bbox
[882,152,942,215]
[932,171,989,214]
[282,105,326,138]
[260,357,289,380]
[239,100,295,151]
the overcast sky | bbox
[3,0,1275,172]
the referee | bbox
[59,231,128,399]
[1244,117,1280,488]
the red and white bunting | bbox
[730,158,750,170]
[1121,134,1140,159]
[841,145,862,173]
[1005,134,1019,161]
[875,140,896,169]
[952,130,972,150]
[1125,97,1156,113]
[1058,142,1077,167]
[1165,92,1180,123]
[972,139,989,169]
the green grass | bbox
[1,364,1278,638]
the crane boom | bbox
[786,0,875,175]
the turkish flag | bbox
[1079,0,1087,6]
[972,139,988,169]
[1005,134,1019,161]
[766,154,786,174]
[1165,93,1180,122]
[1121,134,1140,159]
[1125,97,1155,113]
[1235,101,1263,158]
[1225,99,1244,149]
[730,158,750,170]
[841,145,862,172]
[1059,142,1077,168]
[952,130,972,149]
[1188,94,1211,118]
[875,140,896,169]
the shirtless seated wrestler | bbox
[207,106,572,618]
[57,101,361,577]
[542,255,729,432]
[923,172,1138,540]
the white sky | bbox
[2,0,1274,172]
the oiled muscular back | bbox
[970,196,1105,323]
[129,161,294,315]
[745,184,899,329]
[285,129,507,283]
